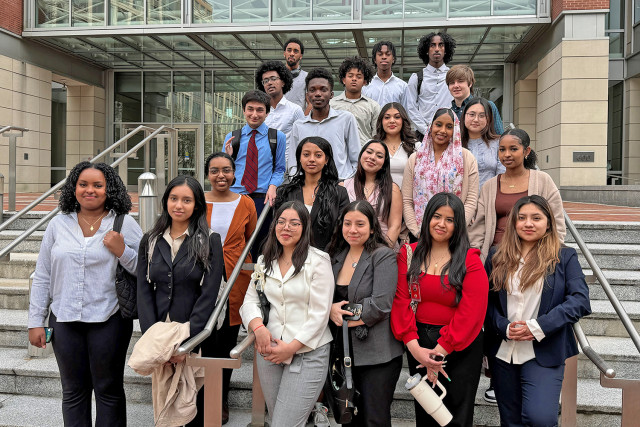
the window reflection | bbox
[174,72,202,123]
[115,72,142,122]
[312,0,351,20]
[273,0,310,21]
[148,0,182,23]
[37,0,70,27]
[110,0,144,25]
[193,0,230,22]
[72,0,106,26]
[144,72,172,123]
[231,0,268,22]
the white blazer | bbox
[240,246,334,353]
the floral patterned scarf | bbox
[413,112,464,229]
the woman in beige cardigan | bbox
[402,108,478,238]
[469,128,566,261]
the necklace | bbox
[430,252,450,270]
[363,184,375,198]
[79,211,106,232]
[502,170,528,189]
[387,142,401,156]
[348,251,361,268]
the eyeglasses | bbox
[209,168,233,175]
[465,112,487,120]
[276,219,302,230]
[261,76,281,85]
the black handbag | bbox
[113,214,138,319]
[324,321,359,424]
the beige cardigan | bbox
[468,169,566,261]
[401,148,479,236]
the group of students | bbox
[25,31,592,427]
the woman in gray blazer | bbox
[327,200,404,426]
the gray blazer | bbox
[331,246,404,367]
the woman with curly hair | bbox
[275,136,349,250]
[28,161,142,426]
[343,140,403,250]
[406,32,457,140]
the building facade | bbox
[0,0,629,192]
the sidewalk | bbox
[3,193,640,222]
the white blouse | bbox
[239,246,334,353]
[389,144,410,189]
[496,260,547,365]
[207,198,240,244]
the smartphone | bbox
[430,353,445,362]
[44,327,53,343]
[341,303,363,321]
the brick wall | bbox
[0,0,23,35]
[552,0,610,21]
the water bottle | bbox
[405,373,453,426]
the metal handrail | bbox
[175,203,271,356]
[572,322,616,378]
[0,125,29,134]
[564,211,640,353]
[230,333,256,359]
[0,126,171,259]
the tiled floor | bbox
[3,193,640,222]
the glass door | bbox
[176,126,200,178]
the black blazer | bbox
[277,184,349,251]
[484,246,591,367]
[137,232,224,340]
[331,246,404,366]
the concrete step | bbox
[577,336,640,380]
[0,212,53,232]
[566,221,640,245]
[0,281,29,311]
[0,231,45,253]
[0,260,36,281]
[569,243,640,271]
[580,300,640,338]
[585,270,640,302]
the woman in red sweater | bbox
[391,192,488,426]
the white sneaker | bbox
[484,386,497,404]
[313,402,330,427]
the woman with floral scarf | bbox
[401,108,479,238]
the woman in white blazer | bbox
[240,200,334,427]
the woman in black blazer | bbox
[326,200,403,426]
[485,195,591,427]
[137,175,224,426]
[274,136,349,251]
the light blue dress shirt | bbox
[362,73,407,107]
[28,211,142,327]
[467,138,506,189]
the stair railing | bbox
[0,125,173,260]
[0,125,29,214]
[561,211,640,427]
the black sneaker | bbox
[484,386,497,404]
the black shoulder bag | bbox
[113,214,138,319]
[324,321,359,423]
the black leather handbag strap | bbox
[342,321,353,389]
[113,213,124,233]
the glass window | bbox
[449,0,489,18]
[72,0,105,26]
[205,72,213,123]
[273,0,310,22]
[115,72,142,123]
[404,0,445,19]
[193,0,230,23]
[607,82,623,174]
[173,72,202,123]
[636,0,640,24]
[312,0,351,20]
[231,0,268,22]
[147,0,181,24]
[607,0,624,30]
[608,32,624,58]
[37,0,70,27]
[493,0,536,16]
[144,72,172,123]
[363,0,402,20]
[110,0,144,25]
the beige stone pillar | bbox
[514,78,537,149]
[66,85,106,171]
[624,78,640,183]
[535,39,609,186]
[0,54,52,193]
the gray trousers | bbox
[256,343,330,427]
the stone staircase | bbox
[0,213,637,426]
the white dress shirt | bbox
[496,260,546,365]
[405,64,454,135]
[362,73,408,107]
[284,68,308,110]
[289,108,361,179]
[240,247,335,353]
[330,92,381,147]
[265,96,305,167]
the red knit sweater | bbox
[391,244,488,354]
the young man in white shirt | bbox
[283,38,308,111]
[256,60,305,169]
[362,41,407,107]
[289,68,360,180]
[330,56,381,147]
[405,32,457,140]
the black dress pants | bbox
[406,323,484,427]
[187,303,241,426]
[49,311,133,427]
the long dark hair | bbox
[407,192,469,304]
[327,201,388,257]
[141,176,210,269]
[500,128,538,169]
[353,140,394,222]
[262,201,312,277]
[374,102,417,155]
[460,97,499,147]
[275,137,341,233]
[59,161,132,215]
